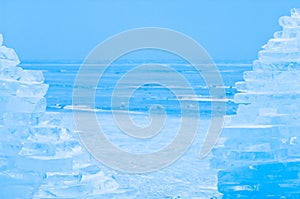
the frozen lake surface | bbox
[62,111,219,198]
[19,61,250,198]
[21,62,251,114]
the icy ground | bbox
[61,110,220,198]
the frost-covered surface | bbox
[61,111,220,198]
[0,34,119,198]
[211,8,300,198]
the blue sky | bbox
[1,0,299,62]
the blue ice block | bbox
[218,162,300,197]
[15,156,73,172]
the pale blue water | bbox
[21,61,251,115]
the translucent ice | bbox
[20,70,44,83]
[273,31,283,38]
[17,83,49,98]
[262,38,298,50]
[252,60,300,71]
[218,162,300,197]
[3,112,42,126]
[20,142,56,156]
[15,156,73,172]
[258,50,300,62]
[0,171,42,199]
[0,80,20,96]
[213,8,300,198]
[279,16,300,27]
[0,34,120,197]
[0,46,20,67]
[0,80,48,98]
[0,66,23,80]
[0,96,47,113]
[291,8,300,17]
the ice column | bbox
[0,34,119,198]
[210,9,300,198]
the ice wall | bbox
[0,34,119,198]
[210,8,300,198]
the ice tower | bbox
[210,8,300,198]
[0,34,119,198]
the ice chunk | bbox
[3,112,42,126]
[56,140,81,152]
[0,46,17,60]
[0,34,120,197]
[34,171,118,198]
[34,184,90,198]
[243,71,300,82]
[0,46,20,67]
[252,60,300,71]
[81,171,120,194]
[20,70,44,83]
[273,31,283,38]
[258,50,300,63]
[29,126,62,142]
[282,28,299,38]
[0,59,18,67]
[210,150,288,170]
[20,142,56,156]
[80,165,101,175]
[291,8,300,18]
[220,126,282,139]
[0,171,42,199]
[287,140,300,157]
[0,140,22,156]
[0,80,48,98]
[15,156,73,172]
[214,149,286,163]
[0,96,47,113]
[5,126,31,140]
[43,172,82,185]
[258,108,277,116]
[262,38,298,50]
[236,80,300,93]
[218,162,300,197]
[213,8,300,198]
[0,156,10,171]
[39,112,62,126]
[233,93,300,104]
[17,83,49,98]
[279,16,300,28]
[0,185,36,199]
[0,66,23,80]
[243,70,275,81]
[0,80,20,96]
